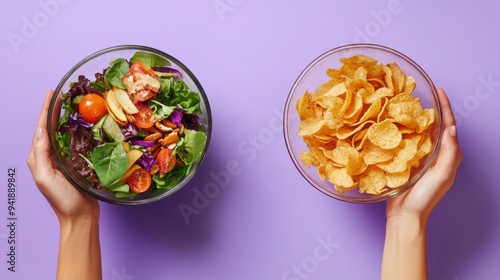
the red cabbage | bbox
[120,123,139,139]
[68,112,93,128]
[130,140,156,148]
[169,108,200,130]
[138,152,156,172]
[170,108,185,126]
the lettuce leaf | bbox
[176,129,207,165]
[104,58,129,89]
[130,51,171,68]
[91,142,129,187]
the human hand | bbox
[27,90,99,224]
[386,88,463,222]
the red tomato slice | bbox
[133,103,156,128]
[156,148,177,175]
[78,93,108,124]
[127,168,151,193]
[129,61,157,77]
[132,89,157,104]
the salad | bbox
[56,51,208,198]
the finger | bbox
[29,90,56,186]
[31,90,54,148]
[31,126,56,186]
[429,122,463,182]
[437,88,456,129]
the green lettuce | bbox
[91,142,129,187]
[104,58,129,89]
[130,51,171,68]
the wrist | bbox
[59,215,99,232]
[386,214,427,238]
[382,212,429,280]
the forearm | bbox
[381,216,428,280]
[57,217,102,280]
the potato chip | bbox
[377,97,389,123]
[298,119,326,136]
[337,120,373,140]
[363,87,394,104]
[340,54,379,66]
[382,65,394,90]
[321,82,347,98]
[352,129,369,150]
[367,78,386,88]
[376,139,418,173]
[315,95,344,110]
[324,165,357,192]
[366,119,402,149]
[386,169,411,188]
[315,78,344,96]
[387,100,425,130]
[361,141,397,165]
[356,98,382,124]
[408,132,432,168]
[353,67,368,80]
[324,107,345,130]
[296,92,315,120]
[344,91,364,121]
[388,62,406,92]
[403,76,416,94]
[300,152,318,168]
[323,145,351,166]
[359,166,387,194]
[296,54,435,195]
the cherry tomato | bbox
[156,148,177,175]
[127,168,151,193]
[78,93,107,124]
[132,89,157,104]
[133,103,156,128]
[129,61,157,77]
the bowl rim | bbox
[283,43,443,203]
[48,44,212,205]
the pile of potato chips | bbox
[296,54,435,195]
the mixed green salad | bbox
[56,51,208,198]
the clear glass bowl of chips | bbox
[283,43,443,203]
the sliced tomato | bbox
[78,93,107,124]
[133,103,156,128]
[132,89,157,104]
[127,168,151,193]
[156,148,177,175]
[129,61,157,77]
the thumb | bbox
[31,126,55,184]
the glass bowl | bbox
[283,43,443,203]
[48,45,211,205]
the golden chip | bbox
[359,166,387,194]
[366,119,402,149]
[386,169,411,188]
[376,139,418,173]
[388,62,406,92]
[361,141,397,165]
[324,165,357,193]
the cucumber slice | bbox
[102,115,126,142]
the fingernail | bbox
[449,125,457,138]
[36,127,43,140]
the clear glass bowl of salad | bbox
[48,45,211,205]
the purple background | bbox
[1,0,499,279]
